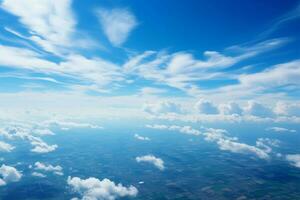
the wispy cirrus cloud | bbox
[1,0,77,54]
[97,8,137,46]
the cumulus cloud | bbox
[67,176,138,200]
[143,101,182,115]
[219,102,243,115]
[286,154,300,168]
[34,162,63,176]
[0,141,14,152]
[29,137,58,153]
[194,99,219,114]
[266,126,296,133]
[244,101,274,117]
[97,8,137,46]
[0,164,22,186]
[136,155,165,170]
[274,102,300,117]
[134,134,150,141]
[1,125,58,154]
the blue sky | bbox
[0,0,299,121]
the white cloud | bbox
[143,101,182,115]
[67,176,138,200]
[32,172,46,178]
[32,129,55,136]
[1,124,58,154]
[219,102,243,115]
[0,45,123,91]
[29,137,58,153]
[34,162,63,176]
[134,134,150,141]
[139,87,167,96]
[136,155,165,170]
[145,124,201,136]
[216,139,270,159]
[0,164,22,186]
[194,99,219,114]
[123,39,286,95]
[266,126,296,133]
[203,129,271,159]
[286,154,300,168]
[97,8,137,46]
[0,141,14,152]
[43,119,103,130]
[1,0,76,54]
[244,101,274,117]
[274,102,300,117]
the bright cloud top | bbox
[136,155,165,170]
[0,164,22,186]
[67,176,138,200]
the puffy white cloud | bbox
[143,101,182,115]
[134,134,150,141]
[0,164,22,186]
[266,127,296,133]
[0,141,14,152]
[1,125,58,154]
[34,162,63,176]
[1,0,76,54]
[194,99,219,114]
[274,102,300,117]
[97,8,137,46]
[67,176,138,200]
[29,137,58,153]
[136,155,165,170]
[286,154,300,168]
[244,101,274,117]
[219,102,243,115]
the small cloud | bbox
[0,141,14,152]
[143,101,182,115]
[146,124,201,136]
[136,155,165,170]
[67,176,138,200]
[134,134,150,141]
[97,8,137,46]
[32,172,46,178]
[286,154,300,168]
[34,162,63,176]
[195,99,219,115]
[0,164,22,186]
[244,101,274,117]
[266,126,296,133]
